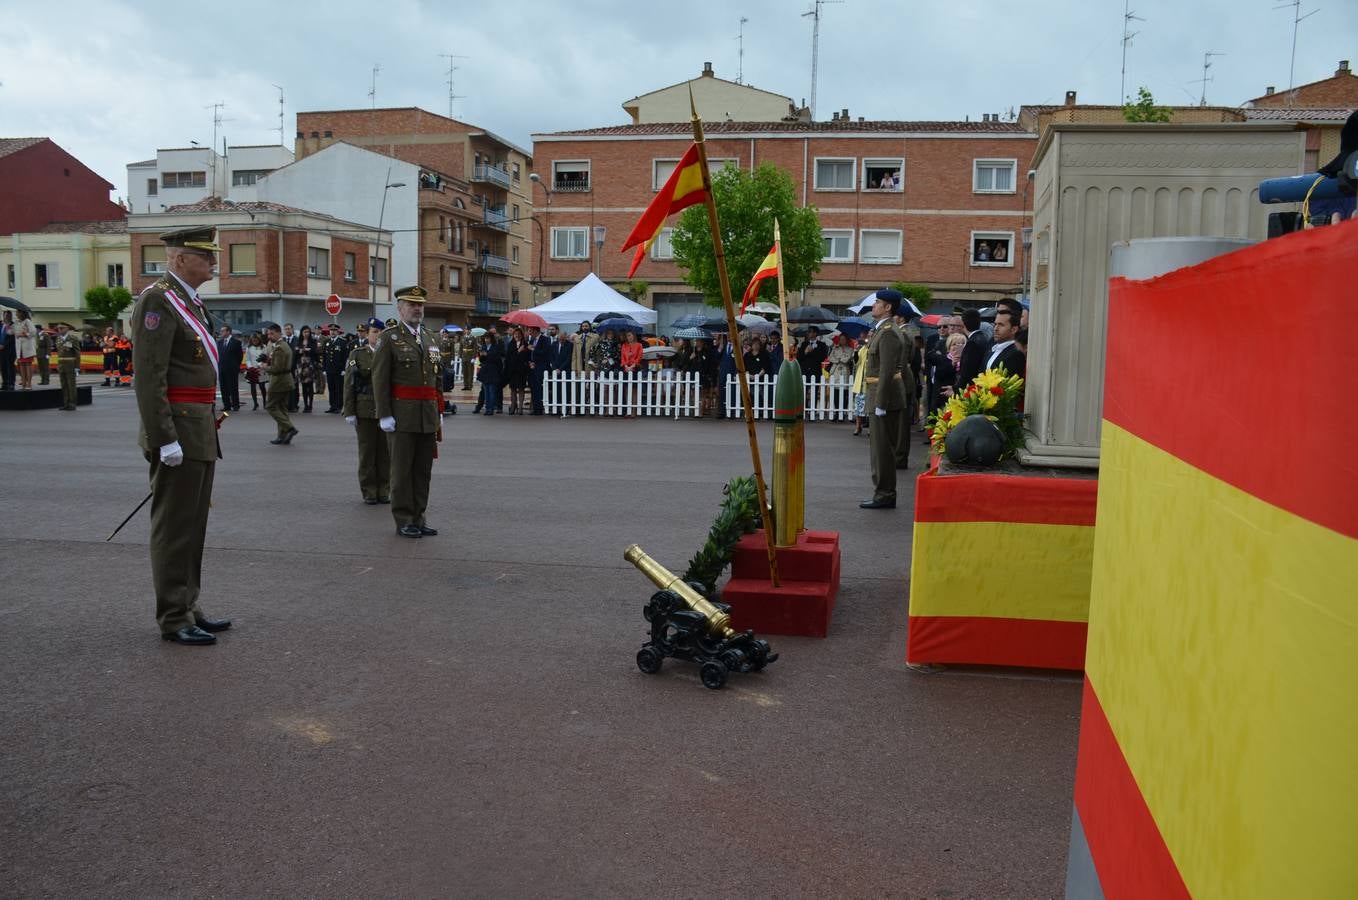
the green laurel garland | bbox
[682,475,761,596]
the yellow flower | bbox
[973,370,1003,392]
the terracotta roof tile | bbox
[163,196,309,214]
[1241,106,1355,122]
[535,120,1031,138]
[0,137,47,158]
[38,220,128,234]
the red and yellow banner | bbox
[1072,221,1358,899]
[620,143,708,275]
[740,245,778,313]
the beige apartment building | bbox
[2,221,131,327]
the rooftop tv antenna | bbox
[1273,0,1319,100]
[1193,50,1226,106]
[736,16,749,84]
[272,84,285,145]
[1120,0,1145,102]
[439,53,469,118]
[801,0,842,120]
[369,64,380,108]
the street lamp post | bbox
[528,172,552,298]
[592,225,606,277]
[370,170,407,317]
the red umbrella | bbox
[500,309,547,328]
[919,314,945,327]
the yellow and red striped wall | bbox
[1068,221,1358,898]
[907,470,1097,670]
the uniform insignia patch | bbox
[144,311,161,330]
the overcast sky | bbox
[2,0,1351,199]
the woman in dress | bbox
[294,325,321,412]
[12,309,37,390]
[591,328,621,375]
[245,332,267,409]
[827,334,855,382]
[850,336,870,436]
[505,326,531,414]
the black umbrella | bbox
[785,306,839,323]
[0,296,32,315]
[259,321,281,332]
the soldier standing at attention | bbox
[36,324,51,385]
[54,322,82,410]
[263,322,297,444]
[343,317,391,505]
[860,289,907,510]
[322,325,350,413]
[129,226,232,645]
[372,285,442,538]
[459,330,476,391]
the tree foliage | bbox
[84,285,134,321]
[890,282,934,310]
[671,163,823,306]
[1122,87,1172,123]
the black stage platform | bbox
[0,385,92,411]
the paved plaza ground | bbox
[1,382,1082,898]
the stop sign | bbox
[324,294,342,316]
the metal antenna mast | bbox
[1193,50,1225,106]
[272,84,285,145]
[1120,0,1145,102]
[439,53,469,118]
[369,64,380,108]
[736,16,749,84]
[801,0,842,120]
[1274,0,1319,98]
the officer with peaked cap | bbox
[371,286,443,537]
[343,317,391,505]
[860,288,908,509]
[130,226,233,645]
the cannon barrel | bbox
[624,544,736,640]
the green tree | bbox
[1122,87,1171,123]
[890,282,933,310]
[84,285,134,322]
[670,163,822,306]
[613,279,649,302]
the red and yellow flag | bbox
[741,244,779,313]
[620,143,708,271]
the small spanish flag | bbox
[620,143,708,265]
[741,244,779,313]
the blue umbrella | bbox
[836,316,874,339]
[596,317,643,335]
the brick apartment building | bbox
[292,108,533,325]
[532,116,1037,329]
[127,197,388,333]
[1,137,125,235]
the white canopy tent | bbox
[531,273,658,327]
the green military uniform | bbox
[864,317,907,505]
[459,334,476,390]
[265,338,295,441]
[371,286,443,535]
[894,322,918,469]
[129,233,225,638]
[36,329,51,384]
[54,328,81,409]
[343,328,391,504]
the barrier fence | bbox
[544,371,703,418]
[724,374,856,421]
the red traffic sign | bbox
[324,294,342,316]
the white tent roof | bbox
[530,273,657,325]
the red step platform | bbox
[722,530,841,638]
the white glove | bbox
[159,441,184,467]
[345,415,357,426]
[379,416,396,432]
[874,407,886,417]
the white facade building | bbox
[125,145,294,214]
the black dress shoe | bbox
[377,496,391,504]
[398,524,423,538]
[282,428,298,444]
[269,436,285,445]
[859,498,897,509]
[417,525,438,536]
[194,615,232,632]
[162,625,216,645]
[364,498,379,505]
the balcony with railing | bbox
[478,253,510,273]
[552,175,590,193]
[482,205,511,231]
[471,164,511,189]
[475,297,510,316]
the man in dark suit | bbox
[0,311,15,391]
[217,325,244,411]
[953,308,991,394]
[528,325,551,415]
[548,326,573,373]
[984,308,1026,380]
[715,333,738,418]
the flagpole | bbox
[774,219,790,346]
[689,88,780,587]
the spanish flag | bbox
[620,143,708,267]
[741,245,779,313]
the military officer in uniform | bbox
[371,286,442,538]
[343,317,391,505]
[860,289,908,510]
[36,325,51,385]
[129,226,232,645]
[54,322,82,410]
[459,330,476,391]
[322,325,351,413]
[263,321,297,444]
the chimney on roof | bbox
[1064,90,1077,107]
[1339,60,1351,76]
[981,114,989,122]
[842,108,849,120]
[830,111,839,122]
[1265,86,1275,95]
[993,112,999,121]
[702,62,714,78]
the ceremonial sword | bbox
[105,410,229,542]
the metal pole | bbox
[372,168,391,318]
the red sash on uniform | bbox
[167,386,218,404]
[391,385,440,401]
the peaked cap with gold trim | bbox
[159,226,221,252]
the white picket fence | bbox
[544,371,703,418]
[725,374,856,421]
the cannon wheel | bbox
[699,661,728,690]
[636,646,663,675]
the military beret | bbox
[159,226,221,252]
[393,285,427,303]
[874,289,902,313]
